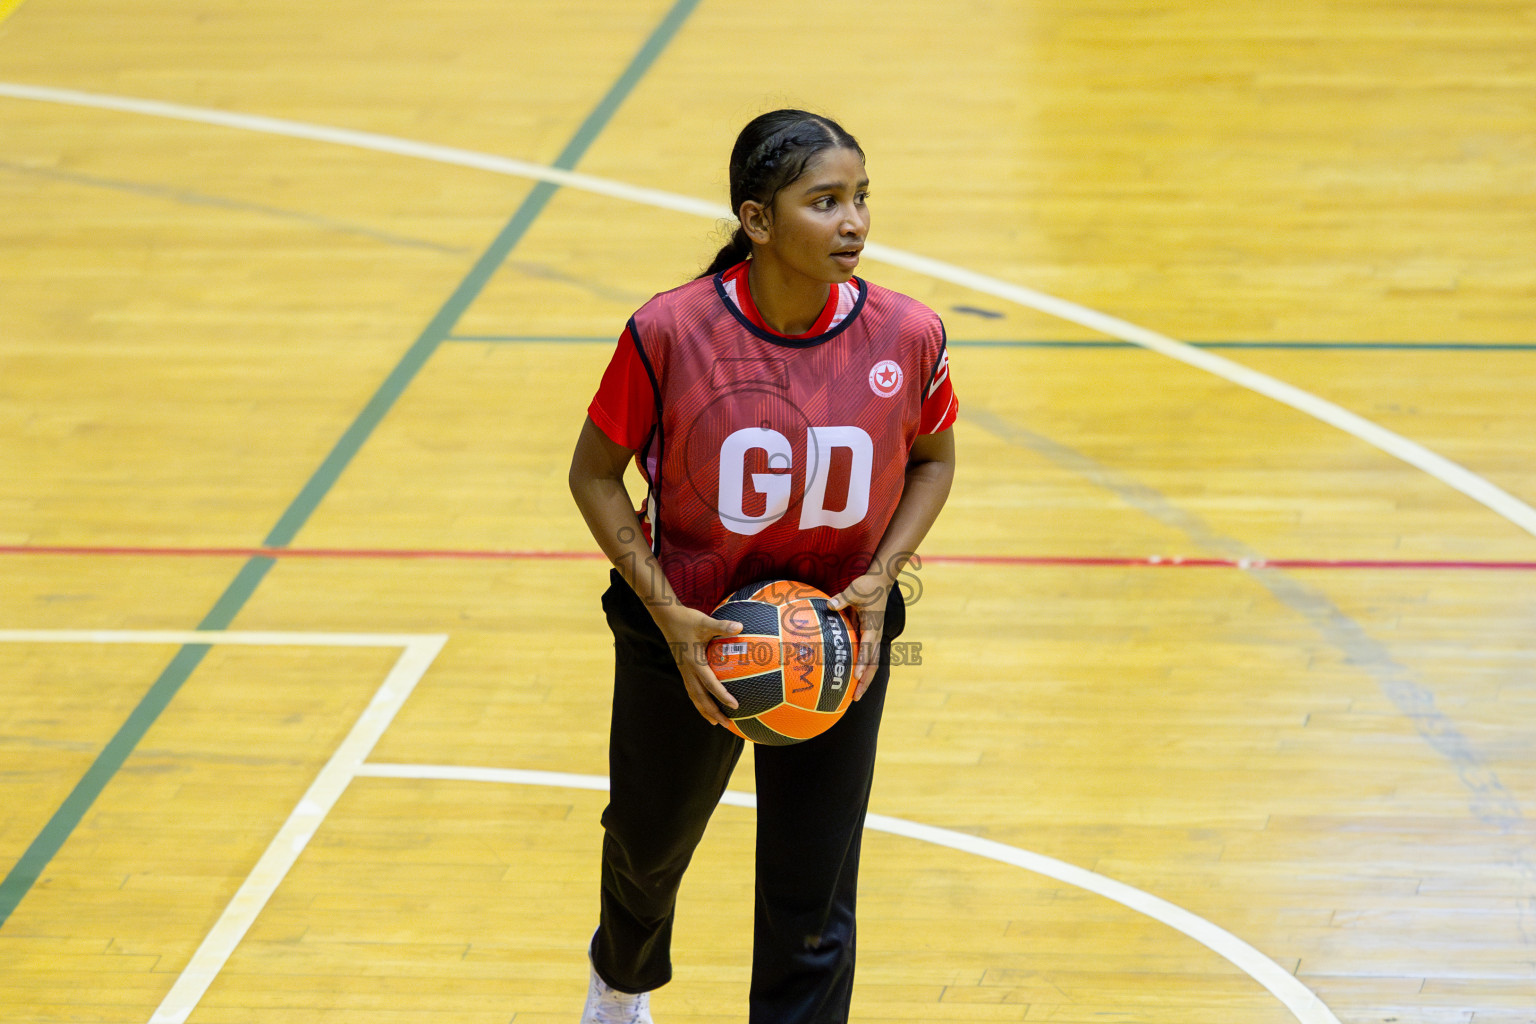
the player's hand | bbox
[827,574,890,700]
[651,603,744,726]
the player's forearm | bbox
[568,420,682,612]
[569,473,680,611]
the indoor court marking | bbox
[0,77,1524,1024]
[0,631,1337,1024]
[0,630,449,1024]
[0,0,708,946]
[5,3,1533,1021]
[357,762,1343,1024]
[3,79,1533,542]
[5,542,1536,572]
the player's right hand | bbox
[652,604,744,727]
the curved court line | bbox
[356,762,1339,1024]
[4,80,1534,542]
[866,247,1536,542]
[0,82,729,218]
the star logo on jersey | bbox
[868,359,902,398]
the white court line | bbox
[150,634,446,1024]
[0,82,1406,1024]
[0,629,442,648]
[4,80,1534,540]
[4,627,1337,1021]
[0,629,449,1024]
[139,633,448,1024]
[358,762,1341,1024]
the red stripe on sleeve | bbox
[919,383,958,434]
[587,326,656,450]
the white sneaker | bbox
[581,961,654,1024]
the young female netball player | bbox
[568,108,957,1024]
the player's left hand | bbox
[826,574,890,700]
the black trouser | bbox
[592,570,904,1024]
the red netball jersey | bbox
[589,260,957,611]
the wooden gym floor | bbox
[2,1,1534,1021]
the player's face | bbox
[765,146,870,285]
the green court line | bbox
[0,0,702,931]
[446,333,1536,351]
[0,559,275,927]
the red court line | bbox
[928,553,1536,570]
[3,545,1535,571]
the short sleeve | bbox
[587,325,656,450]
[918,341,957,434]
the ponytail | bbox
[697,225,752,279]
[693,109,864,281]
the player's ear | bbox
[739,199,772,244]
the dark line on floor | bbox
[0,0,704,931]
[0,159,470,254]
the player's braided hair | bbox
[697,109,864,279]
